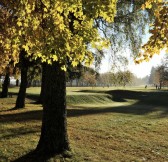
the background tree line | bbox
[148,55,168,89]
[0,64,150,89]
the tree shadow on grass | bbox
[77,89,168,106]
[0,128,39,140]
[1,90,168,162]
[11,151,56,162]
[0,102,167,126]
[12,150,72,162]
[0,110,43,123]
[69,104,168,118]
[0,89,168,124]
[11,151,40,162]
[25,93,41,104]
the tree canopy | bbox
[0,0,117,71]
[136,0,168,62]
[0,0,167,70]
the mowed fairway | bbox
[0,87,168,161]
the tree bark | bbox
[15,65,28,108]
[1,71,10,98]
[36,62,70,156]
[15,51,29,109]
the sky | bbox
[99,51,166,78]
[128,52,165,78]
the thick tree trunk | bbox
[15,65,28,108]
[36,62,70,156]
[1,72,10,98]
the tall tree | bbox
[0,67,10,98]
[148,55,168,88]
[0,0,118,159]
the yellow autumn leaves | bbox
[0,0,117,71]
[142,0,164,9]
[5,0,117,71]
[1,0,166,71]
[135,0,168,63]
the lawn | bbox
[0,87,168,161]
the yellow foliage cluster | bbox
[1,0,167,69]
[136,0,168,63]
[0,0,117,71]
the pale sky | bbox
[128,52,165,78]
[99,51,166,78]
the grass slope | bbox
[0,87,168,161]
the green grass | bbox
[0,87,168,161]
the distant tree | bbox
[149,55,168,89]
[116,70,133,87]
[82,71,96,87]
[98,70,133,87]
[155,65,168,89]
[148,67,156,85]
[98,72,114,87]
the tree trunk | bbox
[36,62,70,157]
[15,65,28,108]
[15,51,29,109]
[1,72,10,98]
